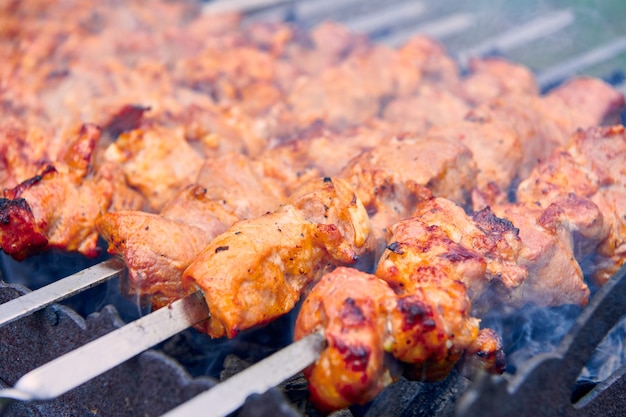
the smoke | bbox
[579,315,626,383]
[480,303,581,374]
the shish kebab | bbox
[1,122,625,415]
[1,44,624,398]
[1,71,622,328]
[0,26,620,410]
[0,7,620,416]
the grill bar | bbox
[456,9,575,68]
[536,37,626,88]
[341,2,427,35]
[380,12,476,46]
[162,331,325,417]
[203,0,289,14]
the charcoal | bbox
[356,372,470,417]
[238,388,301,417]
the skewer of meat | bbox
[181,176,373,338]
[294,196,521,411]
[0,124,145,260]
[294,124,626,412]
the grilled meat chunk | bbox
[340,134,477,248]
[490,203,590,307]
[182,177,372,338]
[0,124,144,259]
[96,211,225,309]
[517,125,626,284]
[294,267,397,412]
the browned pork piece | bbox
[339,134,477,249]
[96,182,237,309]
[0,124,145,260]
[467,77,624,181]
[96,151,287,309]
[294,267,398,413]
[181,177,373,339]
[295,267,507,412]
[295,196,522,411]
[516,125,626,285]
[295,198,526,411]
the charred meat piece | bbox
[0,124,144,259]
[294,267,397,413]
[409,197,527,305]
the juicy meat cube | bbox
[518,125,626,284]
[96,211,223,309]
[294,267,397,413]
[340,134,477,247]
[491,203,590,307]
[182,177,372,338]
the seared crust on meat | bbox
[182,177,372,338]
[1,125,144,259]
[295,267,396,412]
[96,211,223,308]
[517,125,626,284]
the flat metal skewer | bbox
[0,258,125,328]
[0,290,209,414]
[161,330,326,417]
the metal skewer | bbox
[161,330,326,417]
[0,258,125,328]
[0,290,209,415]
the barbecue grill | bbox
[1,1,626,416]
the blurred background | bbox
[204,0,626,92]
